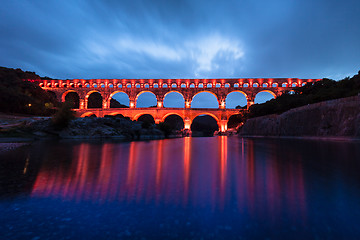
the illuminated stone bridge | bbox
[37,77,320,131]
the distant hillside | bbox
[249,71,360,118]
[0,67,59,115]
[110,99,129,108]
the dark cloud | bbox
[0,0,359,80]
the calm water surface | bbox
[0,137,360,239]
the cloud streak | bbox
[83,33,244,78]
[0,0,359,80]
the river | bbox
[1,137,360,239]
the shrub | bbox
[52,102,75,129]
[157,122,173,137]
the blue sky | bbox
[1,0,359,107]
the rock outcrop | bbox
[239,95,360,138]
[0,116,165,140]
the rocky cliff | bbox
[239,95,360,138]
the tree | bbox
[52,102,75,130]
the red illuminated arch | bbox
[85,90,103,100]
[226,90,248,99]
[164,90,185,99]
[191,91,219,102]
[61,90,79,102]
[133,113,156,121]
[80,112,97,117]
[191,91,219,108]
[191,113,220,123]
[135,91,158,102]
[163,91,185,108]
[161,112,184,122]
[225,90,248,109]
[255,90,277,98]
[108,91,130,101]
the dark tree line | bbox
[0,67,59,115]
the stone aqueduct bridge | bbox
[37,78,320,131]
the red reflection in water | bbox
[219,136,227,208]
[31,138,307,221]
[155,140,163,202]
[183,137,191,203]
[247,139,256,214]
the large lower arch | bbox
[191,112,220,123]
[136,91,157,108]
[163,114,184,130]
[80,112,97,117]
[191,91,219,108]
[191,114,219,136]
[61,90,73,102]
[225,91,248,109]
[109,91,130,108]
[163,91,185,108]
[62,91,80,109]
[161,112,184,122]
[133,113,155,122]
[86,91,103,108]
[254,90,276,104]
[136,114,155,124]
[105,112,128,118]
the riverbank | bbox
[0,115,165,142]
[0,142,31,154]
[239,95,360,138]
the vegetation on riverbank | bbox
[0,67,58,116]
[248,71,360,118]
[0,67,169,139]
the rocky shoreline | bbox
[0,142,31,154]
[0,116,165,142]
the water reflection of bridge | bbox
[36,78,320,131]
[29,138,306,215]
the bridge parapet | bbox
[36,77,318,89]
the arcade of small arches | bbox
[37,77,320,132]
